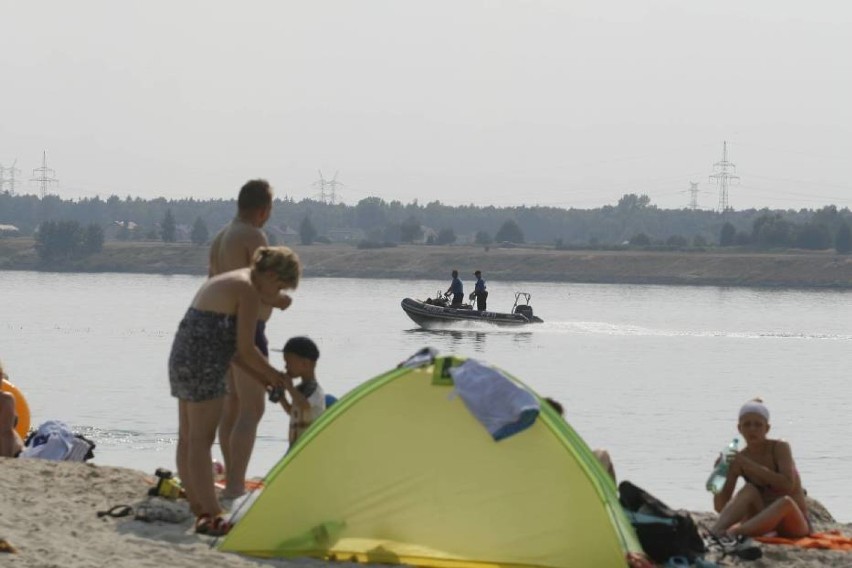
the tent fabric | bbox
[220,356,641,568]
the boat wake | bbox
[535,321,852,341]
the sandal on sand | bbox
[97,505,134,518]
[195,514,232,537]
[705,534,762,561]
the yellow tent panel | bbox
[220,356,641,567]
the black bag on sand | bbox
[619,480,706,563]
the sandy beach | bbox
[1,458,851,568]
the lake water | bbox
[2,271,851,521]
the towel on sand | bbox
[755,531,852,551]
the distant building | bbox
[420,226,438,244]
[106,220,139,240]
[175,224,192,242]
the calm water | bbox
[2,271,851,521]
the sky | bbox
[1,0,851,211]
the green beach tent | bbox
[220,355,642,567]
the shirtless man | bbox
[209,179,292,498]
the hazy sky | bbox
[1,1,850,210]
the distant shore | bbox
[3,238,852,289]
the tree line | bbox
[2,190,851,254]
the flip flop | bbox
[97,504,134,518]
[195,514,232,537]
[195,513,212,534]
[705,534,762,561]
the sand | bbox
[1,458,851,567]
[0,458,329,568]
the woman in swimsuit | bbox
[168,246,300,536]
[710,398,810,538]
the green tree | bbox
[382,223,401,244]
[436,227,457,245]
[299,215,317,245]
[116,221,131,241]
[794,223,831,250]
[83,223,104,253]
[400,216,423,243]
[617,193,651,211]
[36,220,84,261]
[666,235,688,247]
[161,209,177,243]
[190,217,209,245]
[474,230,493,245]
[835,222,852,254]
[692,235,708,247]
[495,219,524,243]
[734,231,751,246]
[629,233,651,246]
[752,214,793,248]
[355,197,387,230]
[719,222,736,246]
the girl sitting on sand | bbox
[168,246,301,536]
[710,398,810,538]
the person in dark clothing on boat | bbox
[470,270,488,311]
[445,270,464,306]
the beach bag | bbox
[22,420,96,462]
[619,480,705,563]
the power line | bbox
[312,170,344,204]
[0,159,21,195]
[30,151,58,199]
[709,141,739,212]
[687,182,700,210]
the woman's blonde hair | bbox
[252,246,301,289]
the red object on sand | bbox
[755,530,852,551]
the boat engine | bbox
[514,304,534,319]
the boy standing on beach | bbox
[277,337,326,446]
[209,179,292,498]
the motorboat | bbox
[401,291,543,328]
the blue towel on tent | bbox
[449,359,540,441]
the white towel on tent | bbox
[449,359,540,441]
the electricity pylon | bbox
[709,141,739,212]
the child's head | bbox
[282,336,319,378]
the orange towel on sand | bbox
[755,531,852,551]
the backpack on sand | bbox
[619,480,706,563]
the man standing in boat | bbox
[470,270,488,311]
[445,269,464,306]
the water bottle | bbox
[705,438,739,494]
